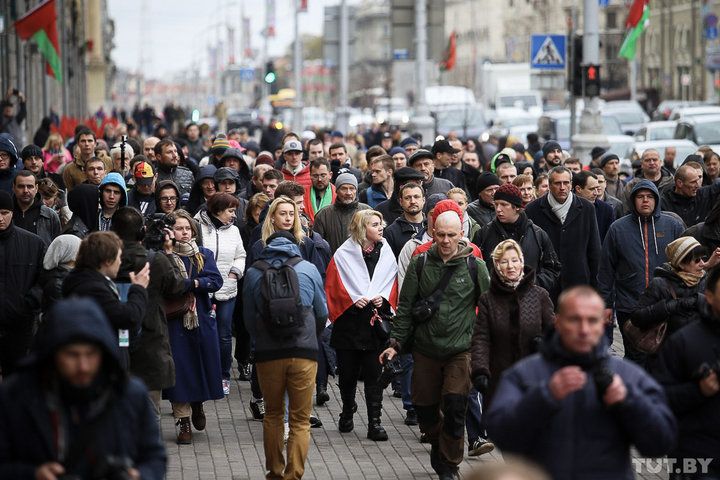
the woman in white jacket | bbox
[196,192,246,395]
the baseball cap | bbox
[133,161,154,186]
[431,139,461,155]
[282,140,303,153]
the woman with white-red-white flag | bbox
[325,209,398,441]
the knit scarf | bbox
[676,270,705,288]
[172,239,202,330]
[547,192,573,224]
[311,186,333,213]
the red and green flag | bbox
[14,0,62,83]
[619,0,650,60]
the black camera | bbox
[411,297,439,324]
[377,353,406,390]
[591,363,615,403]
[144,213,175,251]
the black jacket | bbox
[384,215,425,258]
[39,265,72,313]
[661,183,720,228]
[434,166,467,193]
[119,242,187,391]
[0,298,166,479]
[0,223,44,331]
[631,263,705,336]
[473,213,561,294]
[684,221,720,254]
[466,198,495,227]
[375,194,404,226]
[594,199,615,242]
[525,194,601,296]
[653,301,720,469]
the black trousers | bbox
[335,349,382,405]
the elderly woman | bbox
[631,236,707,342]
[163,209,224,445]
[325,209,398,441]
[195,192,246,396]
[512,174,536,207]
[471,239,554,406]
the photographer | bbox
[0,88,26,145]
[486,286,676,480]
[0,298,166,479]
[111,207,187,420]
[653,267,720,479]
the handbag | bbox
[622,287,675,355]
[165,292,195,320]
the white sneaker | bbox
[283,422,289,443]
[222,379,230,395]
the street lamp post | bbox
[292,0,303,133]
[410,0,435,143]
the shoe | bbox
[310,415,323,428]
[468,437,495,456]
[367,419,388,441]
[222,379,230,395]
[238,363,252,381]
[438,472,459,480]
[392,390,402,398]
[283,422,289,443]
[338,402,357,433]
[176,418,192,444]
[250,398,265,420]
[404,409,418,426]
[316,388,330,406]
[420,432,431,443]
[190,402,206,431]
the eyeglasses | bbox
[160,196,178,203]
[310,174,329,179]
[0,152,9,159]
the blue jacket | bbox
[487,332,677,480]
[594,198,615,242]
[0,298,166,479]
[598,180,685,313]
[0,134,19,193]
[243,237,328,363]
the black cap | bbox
[542,141,562,157]
[590,146,607,160]
[476,172,501,192]
[431,139,461,155]
[408,149,434,166]
[394,166,426,184]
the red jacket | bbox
[303,183,336,224]
[282,163,312,191]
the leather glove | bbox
[472,373,490,395]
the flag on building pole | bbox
[619,0,650,60]
[440,31,457,71]
[14,0,62,83]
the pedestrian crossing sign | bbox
[531,34,566,70]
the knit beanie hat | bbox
[335,172,358,189]
[599,152,620,169]
[542,141,562,158]
[21,144,43,161]
[255,151,275,167]
[666,236,702,270]
[0,190,12,211]
[493,183,523,208]
[210,135,230,154]
[431,198,463,224]
[476,172,501,192]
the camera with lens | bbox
[144,213,175,251]
[411,296,439,324]
[377,353,406,390]
[591,362,615,404]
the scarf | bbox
[311,186,333,213]
[547,191,573,224]
[172,239,202,329]
[676,270,705,287]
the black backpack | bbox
[252,256,305,338]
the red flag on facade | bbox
[625,0,649,28]
[14,0,62,82]
[440,31,457,71]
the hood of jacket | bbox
[630,179,661,219]
[117,241,147,282]
[257,236,303,265]
[197,208,234,231]
[99,172,128,207]
[67,183,99,231]
[27,297,125,380]
[0,133,19,169]
[154,179,180,211]
[427,238,473,263]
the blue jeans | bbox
[398,353,414,411]
[466,387,484,442]
[215,298,236,380]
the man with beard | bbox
[11,170,60,246]
[432,140,466,193]
[304,158,336,224]
[384,182,426,258]
[467,172,501,227]
[154,139,194,201]
[312,173,369,253]
[409,149,454,197]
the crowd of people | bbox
[0,102,719,480]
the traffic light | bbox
[582,64,601,97]
[264,61,276,84]
[570,34,583,96]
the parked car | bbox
[669,105,720,121]
[653,100,704,121]
[633,139,699,169]
[674,114,720,152]
[227,109,262,135]
[634,121,677,142]
[434,104,488,139]
[491,107,538,139]
[602,101,650,135]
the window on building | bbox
[606,11,617,29]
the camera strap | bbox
[414,253,479,300]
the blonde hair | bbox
[447,187,468,202]
[261,196,305,245]
[348,209,384,245]
[43,132,64,151]
[491,239,524,265]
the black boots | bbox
[338,401,357,433]
[366,387,388,441]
